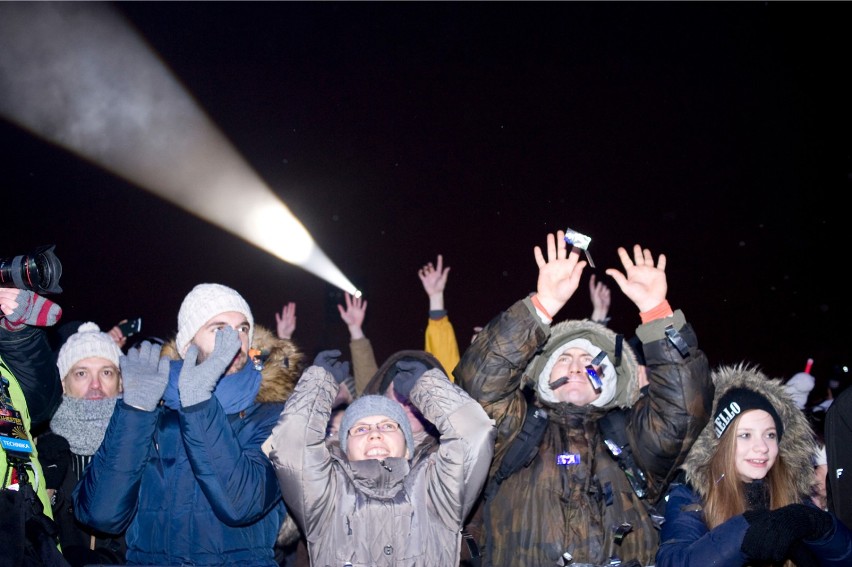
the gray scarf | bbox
[49,395,117,456]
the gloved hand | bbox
[392,359,430,399]
[741,504,834,562]
[0,289,62,330]
[179,326,241,408]
[313,349,351,384]
[121,340,171,411]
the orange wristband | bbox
[639,300,673,324]
[531,294,553,320]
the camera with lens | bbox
[0,245,63,294]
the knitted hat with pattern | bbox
[176,283,254,355]
[57,322,121,380]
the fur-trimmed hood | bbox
[523,318,640,411]
[683,363,817,500]
[159,324,304,404]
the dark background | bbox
[3,2,850,388]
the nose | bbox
[753,438,769,453]
[90,374,102,390]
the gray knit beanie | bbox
[57,322,122,380]
[176,283,254,356]
[339,395,414,458]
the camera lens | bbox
[0,245,63,294]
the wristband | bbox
[639,300,673,324]
[531,294,553,321]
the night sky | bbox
[2,2,850,388]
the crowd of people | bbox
[2,230,851,567]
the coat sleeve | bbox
[179,397,283,525]
[267,366,340,535]
[73,401,159,534]
[628,310,713,501]
[410,369,495,526]
[424,315,460,381]
[655,484,751,567]
[453,298,548,466]
[0,325,61,429]
[350,337,378,397]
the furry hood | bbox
[524,318,640,410]
[363,349,445,396]
[683,363,817,500]
[159,324,304,404]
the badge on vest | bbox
[556,453,581,466]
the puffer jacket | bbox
[656,364,852,567]
[74,326,303,566]
[268,365,495,566]
[455,297,712,567]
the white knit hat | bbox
[57,322,122,380]
[175,283,254,355]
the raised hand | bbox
[589,273,611,322]
[121,340,170,411]
[313,349,351,384]
[418,254,450,298]
[178,326,241,408]
[337,292,367,340]
[275,302,297,340]
[393,359,430,399]
[534,230,587,318]
[0,288,62,330]
[605,245,667,313]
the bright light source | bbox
[0,2,359,297]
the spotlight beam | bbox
[0,2,359,297]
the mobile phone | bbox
[118,317,142,337]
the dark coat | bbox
[455,297,712,567]
[73,326,302,566]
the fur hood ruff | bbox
[524,318,640,410]
[683,363,817,500]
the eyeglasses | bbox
[348,421,401,437]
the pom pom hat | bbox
[339,395,414,458]
[57,322,122,380]
[176,283,254,356]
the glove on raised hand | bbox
[179,326,241,408]
[0,290,62,330]
[313,349,351,384]
[741,504,834,563]
[121,340,171,411]
[392,359,430,399]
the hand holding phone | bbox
[118,317,142,337]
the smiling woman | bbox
[655,364,852,567]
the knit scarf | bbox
[49,395,117,456]
[163,359,262,414]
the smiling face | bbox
[191,311,250,375]
[734,409,779,482]
[63,356,121,399]
[345,414,409,461]
[548,347,602,406]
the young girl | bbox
[656,364,852,566]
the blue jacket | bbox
[74,359,286,566]
[657,483,852,567]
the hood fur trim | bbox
[524,318,639,410]
[159,324,303,404]
[683,363,817,500]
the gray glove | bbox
[179,326,241,408]
[313,349,351,384]
[121,340,170,411]
[393,358,431,398]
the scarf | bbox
[163,359,262,414]
[49,395,117,456]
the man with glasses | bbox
[267,349,495,566]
